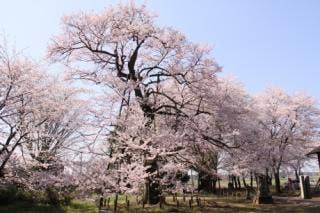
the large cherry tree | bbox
[48,2,225,203]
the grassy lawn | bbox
[1,196,320,213]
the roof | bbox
[307,146,320,156]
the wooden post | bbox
[159,195,164,209]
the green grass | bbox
[64,199,97,212]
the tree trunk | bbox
[273,168,281,194]
[294,169,299,181]
[255,174,259,189]
[212,177,217,193]
[233,176,238,189]
[242,177,247,188]
[228,175,234,189]
[250,172,253,188]
[237,176,241,189]
[266,168,272,185]
[144,178,161,204]
[144,160,161,204]
[198,171,213,193]
[269,173,273,186]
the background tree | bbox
[254,87,320,193]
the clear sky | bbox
[0,0,319,98]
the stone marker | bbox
[300,175,312,199]
[253,174,273,204]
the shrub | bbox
[0,185,19,204]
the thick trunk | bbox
[250,172,253,188]
[198,171,213,193]
[144,160,161,204]
[273,168,281,194]
[144,178,161,204]
[147,180,160,204]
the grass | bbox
[0,199,96,213]
[64,199,97,212]
[1,194,320,212]
[95,195,320,212]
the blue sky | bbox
[0,0,319,98]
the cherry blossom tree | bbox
[47,1,224,203]
[254,87,320,193]
[0,40,47,176]
[24,80,86,173]
[44,1,320,204]
[0,37,84,206]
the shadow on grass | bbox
[0,201,65,213]
[0,199,98,213]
